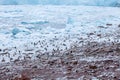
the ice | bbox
[11,27,30,36]
[21,21,49,25]
[67,16,74,24]
[12,27,20,35]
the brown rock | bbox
[89,65,97,69]
[14,74,31,80]
[73,61,78,65]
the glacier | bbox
[0,5,120,63]
[0,0,120,6]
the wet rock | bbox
[67,66,73,71]
[118,24,120,27]
[97,34,101,37]
[115,48,120,53]
[106,23,112,26]
[98,26,107,28]
[48,61,55,66]
[32,65,38,69]
[98,26,104,28]
[89,33,94,35]
[0,49,2,51]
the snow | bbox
[0,5,120,63]
[0,0,120,7]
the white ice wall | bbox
[0,0,119,6]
